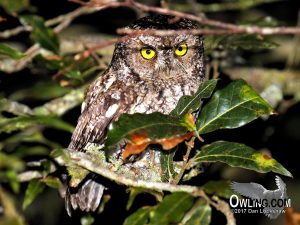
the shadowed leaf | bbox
[219,34,278,50]
[149,192,194,225]
[126,188,163,210]
[184,199,211,225]
[192,141,292,177]
[0,0,29,14]
[0,115,74,134]
[20,15,59,53]
[123,207,151,225]
[202,180,235,199]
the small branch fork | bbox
[63,150,236,225]
[67,0,300,62]
[71,0,300,35]
[1,0,299,74]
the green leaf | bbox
[127,188,146,210]
[123,207,151,225]
[0,0,29,14]
[202,180,235,199]
[23,179,45,209]
[149,192,194,225]
[65,69,83,81]
[105,112,188,149]
[160,148,177,182]
[218,34,278,50]
[127,188,163,210]
[5,170,20,193]
[81,214,95,225]
[42,176,62,189]
[20,15,59,53]
[192,141,292,177]
[0,43,25,59]
[171,79,218,116]
[184,200,211,225]
[0,152,24,171]
[197,79,273,134]
[9,81,71,101]
[0,115,74,134]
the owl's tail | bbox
[63,177,106,216]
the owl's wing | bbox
[231,182,266,199]
[68,74,133,151]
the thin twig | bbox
[211,196,236,225]
[1,7,96,73]
[173,136,195,184]
[71,0,300,35]
[0,6,97,39]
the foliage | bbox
[0,0,298,225]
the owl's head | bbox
[111,15,205,87]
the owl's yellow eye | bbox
[140,48,156,60]
[175,43,188,57]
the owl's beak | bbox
[160,63,172,79]
[163,67,172,78]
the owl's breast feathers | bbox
[68,69,199,152]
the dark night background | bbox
[0,1,300,225]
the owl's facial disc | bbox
[119,34,203,84]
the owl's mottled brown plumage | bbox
[65,15,205,215]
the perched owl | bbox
[65,15,205,215]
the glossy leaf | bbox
[149,192,194,225]
[106,113,188,147]
[0,43,25,59]
[0,115,74,134]
[124,207,151,225]
[23,179,45,209]
[184,200,211,225]
[105,112,191,159]
[171,79,218,116]
[192,141,292,177]
[197,79,273,134]
[20,15,59,53]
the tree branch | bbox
[0,6,97,39]
[62,149,201,194]
[71,0,300,35]
[59,149,235,225]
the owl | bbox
[65,15,205,216]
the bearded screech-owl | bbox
[65,15,205,216]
